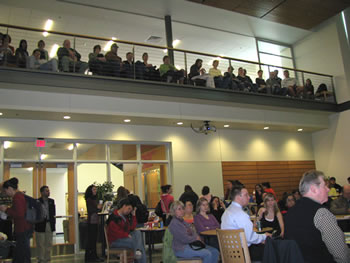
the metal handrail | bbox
[0,23,333,78]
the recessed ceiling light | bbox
[177,122,183,125]
[124,119,131,123]
[172,39,180,47]
[44,19,53,31]
[42,31,49,37]
[264,126,270,130]
[4,141,11,149]
[298,128,303,132]
[49,44,59,58]
[68,144,74,151]
[224,124,230,128]
[63,115,71,119]
[163,49,168,53]
[0,112,3,116]
[40,154,48,160]
[27,167,33,171]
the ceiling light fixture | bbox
[224,124,230,128]
[3,141,11,149]
[40,154,48,160]
[177,122,183,125]
[112,37,117,40]
[27,167,34,171]
[44,19,53,31]
[42,31,49,37]
[104,40,114,52]
[172,39,180,47]
[264,126,269,130]
[163,49,168,53]
[63,115,71,119]
[124,119,131,123]
[298,128,303,132]
[0,112,3,116]
[49,44,59,58]
[68,144,74,151]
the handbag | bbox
[189,240,206,250]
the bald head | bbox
[343,185,350,200]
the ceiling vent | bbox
[145,35,163,43]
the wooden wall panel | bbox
[222,160,316,200]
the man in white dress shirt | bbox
[221,185,271,261]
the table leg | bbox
[147,232,153,263]
[101,216,106,257]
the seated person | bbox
[0,34,16,66]
[266,71,287,96]
[243,69,257,92]
[279,193,296,215]
[221,185,271,261]
[194,198,220,250]
[121,52,135,78]
[159,55,184,84]
[282,70,304,97]
[257,193,284,237]
[274,70,282,85]
[285,171,350,263]
[315,83,330,99]
[106,198,146,263]
[256,69,268,93]
[57,39,88,73]
[329,177,342,194]
[330,185,350,215]
[169,201,219,263]
[210,196,225,224]
[304,78,314,99]
[237,67,253,92]
[189,59,215,88]
[183,200,195,224]
[104,43,122,77]
[88,44,106,75]
[28,49,58,72]
[15,39,28,68]
[37,40,49,60]
[135,52,160,81]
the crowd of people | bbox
[1,171,350,263]
[0,33,332,100]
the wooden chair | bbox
[104,226,133,263]
[216,229,251,263]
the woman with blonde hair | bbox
[168,201,219,263]
[257,193,284,237]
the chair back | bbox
[216,229,251,263]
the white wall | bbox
[110,165,124,191]
[293,20,350,103]
[46,168,67,234]
[312,110,350,186]
[0,118,314,199]
[9,168,33,196]
[77,163,108,193]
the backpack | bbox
[135,203,149,224]
[24,195,45,224]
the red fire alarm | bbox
[36,139,46,148]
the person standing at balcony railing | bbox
[57,39,88,74]
[159,55,185,84]
[28,49,58,72]
[208,60,223,88]
[121,52,135,79]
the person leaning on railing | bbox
[104,43,122,77]
[57,39,88,74]
[159,55,185,84]
[28,49,58,72]
[0,34,16,66]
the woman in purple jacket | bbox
[168,201,219,263]
[194,197,220,250]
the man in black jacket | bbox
[35,186,56,263]
[57,39,88,73]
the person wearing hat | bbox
[105,43,122,76]
[0,178,33,263]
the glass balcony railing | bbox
[0,23,336,103]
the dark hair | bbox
[163,55,169,62]
[230,185,245,201]
[117,197,132,209]
[2,34,11,43]
[32,48,41,55]
[126,52,132,56]
[116,186,128,199]
[3,178,19,190]
[19,39,27,50]
[142,52,148,58]
[84,184,97,200]
[348,177,350,181]
[262,182,271,188]
[284,69,289,73]
[40,185,49,193]
[202,186,210,195]
[184,185,193,192]
[195,59,203,65]
[38,40,45,47]
[93,45,101,52]
[292,189,300,195]
[329,177,336,181]
[257,69,263,74]
[161,184,171,194]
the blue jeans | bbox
[110,230,146,263]
[175,244,219,263]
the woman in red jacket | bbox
[0,177,32,263]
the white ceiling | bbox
[0,0,310,61]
